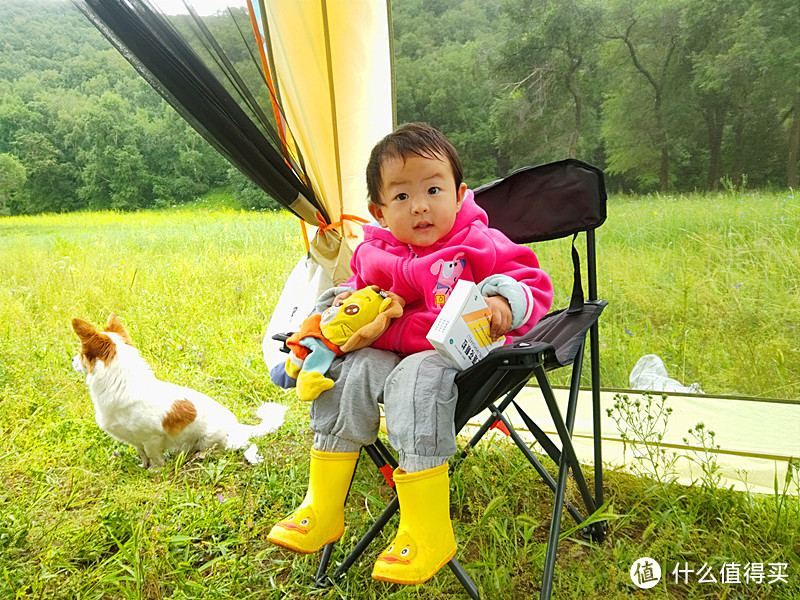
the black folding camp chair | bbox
[278,158,608,599]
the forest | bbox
[0,0,798,215]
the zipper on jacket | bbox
[402,249,416,292]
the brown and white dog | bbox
[72,314,286,468]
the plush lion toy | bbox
[284,286,404,401]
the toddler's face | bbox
[369,153,466,248]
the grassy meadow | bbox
[0,189,798,599]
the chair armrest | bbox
[271,332,293,354]
[455,340,555,385]
[453,340,555,430]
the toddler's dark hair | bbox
[366,122,463,205]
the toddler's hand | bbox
[484,295,512,341]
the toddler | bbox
[268,123,553,584]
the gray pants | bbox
[310,348,459,472]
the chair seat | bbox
[454,299,606,420]
[522,299,607,370]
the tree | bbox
[758,0,800,187]
[0,94,40,152]
[0,153,26,215]
[683,0,797,189]
[12,131,77,213]
[602,0,688,192]
[393,0,503,183]
[0,0,230,214]
[492,0,604,168]
[69,92,150,210]
[685,0,751,189]
[2,0,796,205]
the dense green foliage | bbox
[0,1,229,214]
[393,0,799,192]
[0,0,284,215]
[0,0,798,215]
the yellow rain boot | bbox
[267,449,359,554]
[371,463,457,584]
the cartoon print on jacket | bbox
[430,252,466,306]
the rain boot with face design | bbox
[266,448,359,553]
[371,463,457,584]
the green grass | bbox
[0,192,798,599]
[535,189,800,397]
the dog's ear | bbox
[72,317,117,366]
[72,318,97,342]
[104,313,133,345]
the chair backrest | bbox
[454,159,608,420]
[473,158,607,244]
[475,159,607,315]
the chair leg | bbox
[538,349,583,600]
[313,542,335,588]
[364,442,398,488]
[457,381,526,457]
[533,368,596,516]
[448,559,484,600]
[539,457,571,600]
[373,438,399,469]
[459,394,587,527]
[536,345,605,600]
[490,406,586,526]
[331,494,400,579]
[459,415,498,460]
[589,321,605,508]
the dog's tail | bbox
[253,402,288,435]
[226,402,287,452]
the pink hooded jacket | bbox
[346,190,553,355]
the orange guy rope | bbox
[245,0,290,165]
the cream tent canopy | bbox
[250,0,393,286]
[74,0,394,287]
